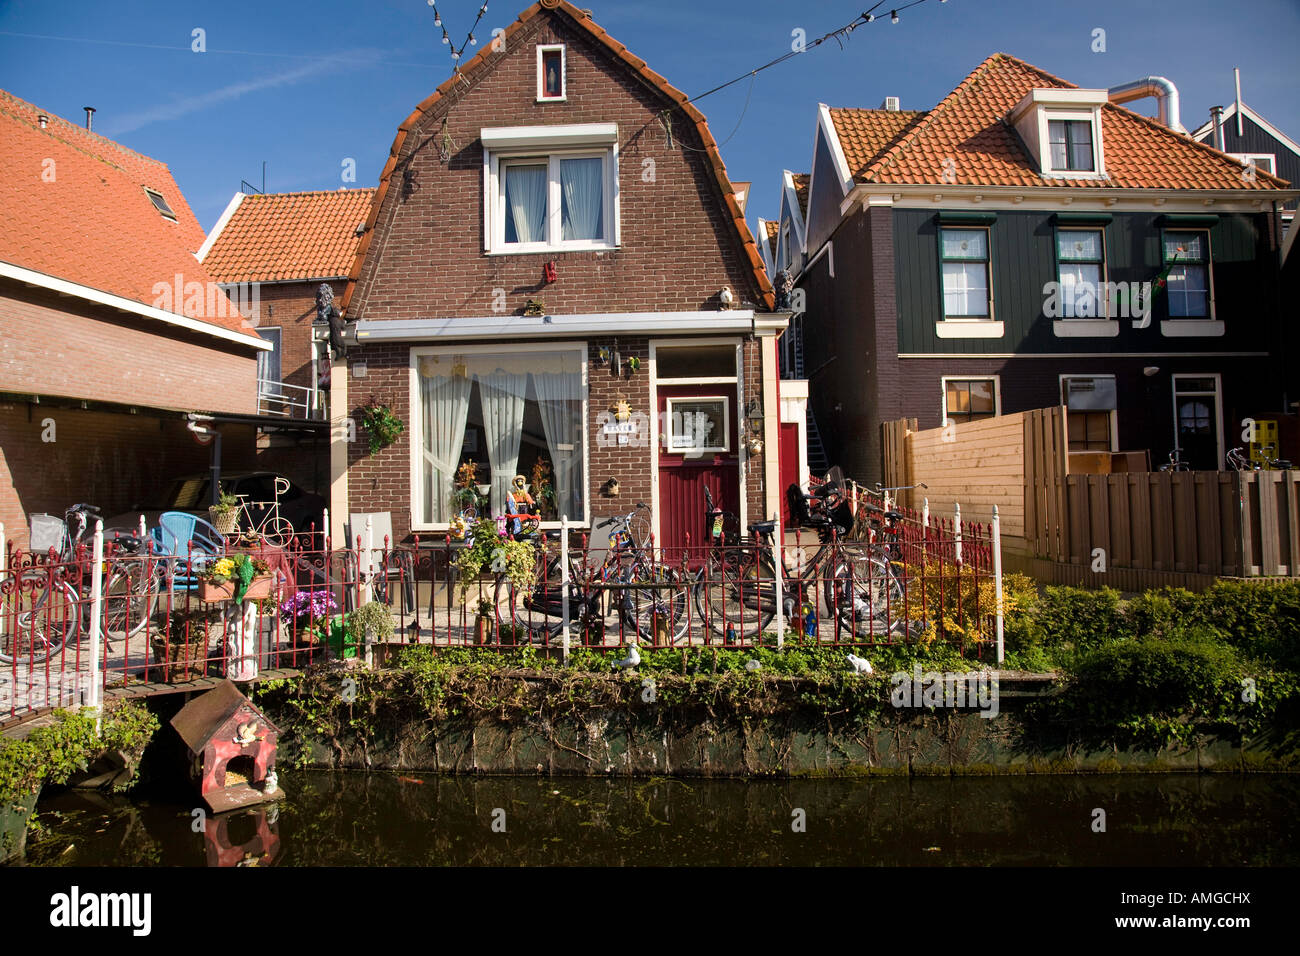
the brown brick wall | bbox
[0,283,259,414]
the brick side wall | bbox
[0,284,259,414]
[242,279,344,397]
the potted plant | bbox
[151,607,217,681]
[208,484,240,535]
[277,588,338,649]
[361,400,405,455]
[197,554,273,604]
[453,518,540,602]
[449,459,484,516]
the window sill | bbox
[1053,319,1119,337]
[536,96,568,104]
[1160,319,1224,337]
[485,244,618,256]
[935,320,1004,339]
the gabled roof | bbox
[1190,102,1300,159]
[343,0,773,313]
[202,189,376,284]
[828,53,1292,191]
[0,89,260,342]
[170,680,279,752]
[791,173,811,219]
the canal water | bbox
[16,772,1300,866]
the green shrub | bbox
[1030,585,1129,655]
[1190,580,1300,671]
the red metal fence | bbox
[1,507,1003,721]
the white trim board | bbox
[355,310,788,342]
[0,259,272,351]
[1190,103,1300,158]
[197,192,246,262]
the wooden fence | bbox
[880,412,1028,539]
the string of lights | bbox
[429,0,490,69]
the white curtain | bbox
[505,164,546,243]
[479,369,528,515]
[561,157,603,241]
[533,370,582,519]
[421,373,472,523]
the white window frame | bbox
[143,186,178,221]
[1058,374,1118,453]
[1170,373,1224,469]
[1040,108,1106,179]
[536,44,566,102]
[665,396,731,453]
[1232,153,1276,176]
[482,125,620,255]
[939,375,1001,426]
[406,341,590,531]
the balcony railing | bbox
[257,379,325,420]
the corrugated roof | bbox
[203,189,376,284]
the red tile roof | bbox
[343,0,774,313]
[203,189,376,284]
[0,89,251,336]
[831,54,1292,191]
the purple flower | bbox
[280,589,339,623]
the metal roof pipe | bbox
[1210,105,1226,151]
[1107,76,1184,133]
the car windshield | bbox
[148,478,211,510]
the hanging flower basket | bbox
[361,402,405,454]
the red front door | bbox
[779,421,799,526]
[657,383,739,564]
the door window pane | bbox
[655,345,736,379]
[256,328,281,394]
[668,398,729,452]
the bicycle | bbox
[492,503,691,645]
[692,469,913,641]
[232,477,296,547]
[1159,449,1190,472]
[1,504,156,665]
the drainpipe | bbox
[1107,77,1185,133]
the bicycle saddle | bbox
[751,519,778,536]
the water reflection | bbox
[19,772,1300,867]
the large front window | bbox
[414,347,586,526]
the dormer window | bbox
[1048,119,1094,172]
[1008,89,1107,180]
[537,45,566,102]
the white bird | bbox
[846,653,873,675]
[745,659,762,672]
[614,644,641,670]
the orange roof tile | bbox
[791,173,811,219]
[343,0,774,313]
[832,54,1292,191]
[203,189,376,284]
[0,89,251,336]
[827,109,927,180]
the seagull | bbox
[846,653,873,675]
[614,643,641,670]
[745,659,762,672]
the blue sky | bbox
[3,0,1298,234]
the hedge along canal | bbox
[240,641,1300,778]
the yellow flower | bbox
[213,558,235,577]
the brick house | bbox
[0,90,270,549]
[200,188,374,492]
[775,54,1298,486]
[332,0,785,554]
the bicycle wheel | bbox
[825,552,904,638]
[102,559,156,638]
[693,548,775,641]
[493,555,561,642]
[0,572,80,664]
[619,561,693,645]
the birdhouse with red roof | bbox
[170,679,283,813]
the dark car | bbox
[107,471,326,537]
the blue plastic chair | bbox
[151,511,225,590]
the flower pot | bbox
[475,615,493,645]
[475,484,492,498]
[322,615,359,660]
[198,574,273,603]
[208,508,238,535]
[150,628,211,682]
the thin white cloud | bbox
[105,53,374,135]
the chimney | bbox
[37,114,48,129]
[881,96,901,111]
[1210,105,1226,151]
[1107,77,1184,132]
[83,106,96,131]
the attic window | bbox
[538,45,566,101]
[144,187,177,221]
[1048,119,1094,172]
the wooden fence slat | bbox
[1258,472,1281,575]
